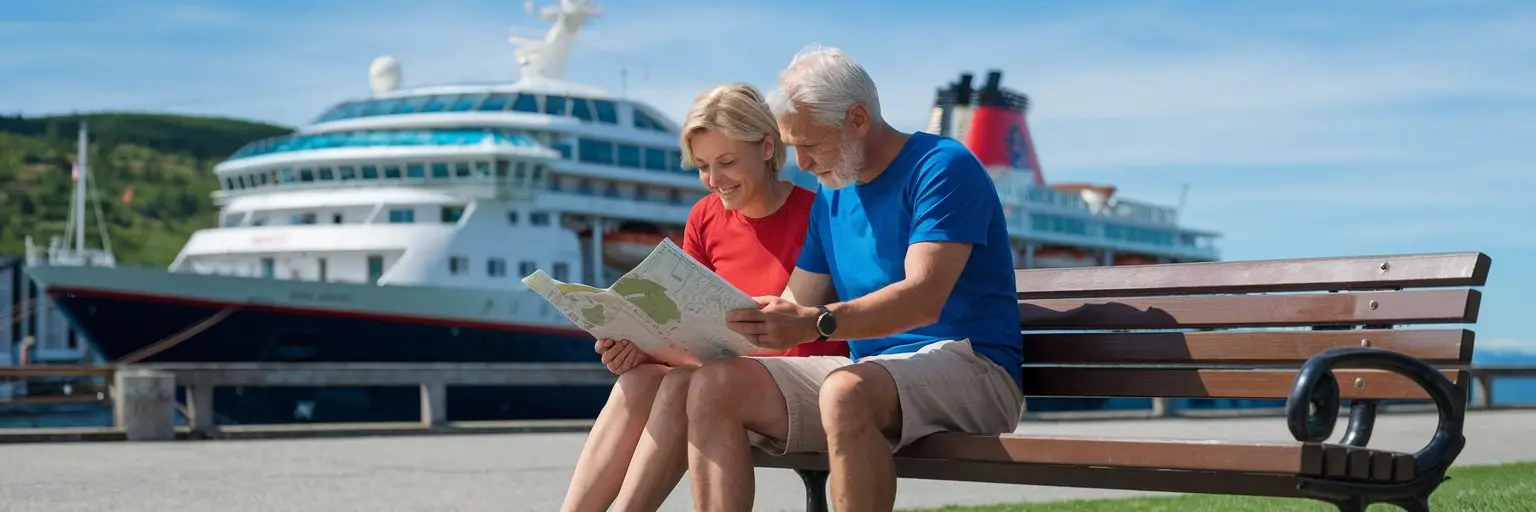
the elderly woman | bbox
[560,83,849,512]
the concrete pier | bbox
[1,410,1533,512]
[110,369,175,442]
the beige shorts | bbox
[746,338,1023,456]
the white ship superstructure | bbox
[174,0,702,291]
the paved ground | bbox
[2,410,1533,512]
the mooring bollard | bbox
[113,368,176,441]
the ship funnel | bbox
[945,69,1042,186]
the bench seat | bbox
[753,251,1490,512]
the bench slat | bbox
[1020,329,1473,365]
[755,452,1312,498]
[1019,289,1479,330]
[1020,369,1463,400]
[1015,252,1490,299]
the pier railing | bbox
[3,362,1534,441]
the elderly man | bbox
[684,44,1025,511]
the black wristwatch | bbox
[814,305,837,342]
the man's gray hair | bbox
[768,44,882,127]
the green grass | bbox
[905,462,1535,511]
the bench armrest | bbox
[1284,346,1467,475]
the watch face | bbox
[817,311,836,336]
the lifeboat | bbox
[580,223,683,271]
[1031,246,1099,268]
[1112,253,1160,266]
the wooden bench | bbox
[752,251,1489,512]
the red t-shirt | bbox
[682,185,850,358]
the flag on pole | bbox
[70,160,79,182]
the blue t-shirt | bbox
[796,131,1023,388]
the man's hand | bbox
[726,296,820,351]
[594,338,652,374]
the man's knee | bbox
[818,363,900,435]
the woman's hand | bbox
[594,338,653,374]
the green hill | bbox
[0,113,292,267]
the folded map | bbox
[521,238,761,367]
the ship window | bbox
[420,94,453,113]
[578,179,594,195]
[544,95,567,116]
[530,211,551,226]
[604,182,619,198]
[512,93,538,113]
[441,206,464,223]
[448,256,468,275]
[644,148,668,171]
[407,163,425,178]
[299,168,315,182]
[634,187,648,201]
[593,100,617,124]
[669,189,681,204]
[478,93,512,111]
[260,173,270,185]
[368,165,386,179]
[552,262,569,281]
[669,150,685,173]
[431,163,450,178]
[553,142,573,159]
[475,161,491,177]
[454,162,471,178]
[450,94,486,111]
[633,110,667,132]
[391,95,429,114]
[339,166,356,180]
[497,159,510,177]
[224,178,234,190]
[280,168,295,183]
[317,167,335,180]
[617,145,641,168]
[507,210,519,225]
[388,209,415,223]
[292,212,317,225]
[571,98,593,121]
[578,139,614,165]
[519,261,536,277]
[260,258,275,279]
[487,258,507,277]
[332,213,343,224]
[363,98,402,116]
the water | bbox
[4,351,1533,428]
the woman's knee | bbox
[685,359,756,418]
[612,363,670,405]
[658,366,695,396]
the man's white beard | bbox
[817,139,866,189]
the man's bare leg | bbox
[610,367,695,511]
[560,364,670,512]
[686,358,791,511]
[819,363,903,511]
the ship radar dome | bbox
[369,56,401,96]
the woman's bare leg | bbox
[560,363,670,512]
[611,367,695,511]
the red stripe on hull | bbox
[46,286,589,337]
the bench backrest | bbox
[1010,252,1490,403]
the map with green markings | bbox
[522,239,761,366]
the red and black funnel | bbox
[928,70,1044,185]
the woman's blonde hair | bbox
[678,82,787,174]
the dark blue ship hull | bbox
[47,286,613,425]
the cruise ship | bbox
[21,0,1221,424]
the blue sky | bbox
[3,0,1533,356]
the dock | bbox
[0,410,1532,511]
